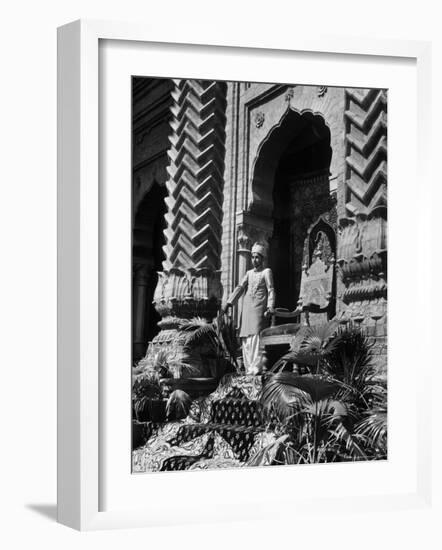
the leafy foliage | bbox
[354,401,387,459]
[255,324,387,465]
[271,321,340,372]
[135,349,173,379]
[132,370,162,400]
[167,361,202,379]
[132,371,166,422]
[179,317,220,350]
[247,435,292,467]
[178,314,240,374]
[166,390,192,420]
[260,372,340,422]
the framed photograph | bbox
[57,19,432,530]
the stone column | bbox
[341,87,388,372]
[138,79,227,376]
[235,227,252,323]
[132,262,152,361]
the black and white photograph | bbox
[131,77,388,472]
[3,0,440,542]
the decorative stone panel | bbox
[162,79,227,274]
[344,88,387,215]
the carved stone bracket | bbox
[235,211,273,252]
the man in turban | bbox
[223,243,275,375]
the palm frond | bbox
[178,316,211,331]
[168,361,202,379]
[271,350,305,372]
[325,326,374,386]
[329,423,367,460]
[302,398,348,420]
[355,408,387,454]
[132,370,162,399]
[166,389,192,420]
[260,373,311,422]
[246,435,290,467]
[260,373,340,423]
[271,322,340,371]
[178,318,219,351]
[214,312,239,367]
[302,321,339,349]
[289,326,310,352]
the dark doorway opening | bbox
[267,112,332,310]
[132,182,167,362]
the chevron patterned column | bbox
[139,79,228,376]
[344,88,387,214]
[336,88,388,372]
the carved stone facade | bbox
[133,79,388,372]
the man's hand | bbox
[222,303,232,315]
[264,307,274,319]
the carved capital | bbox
[235,211,273,255]
[153,267,222,322]
[237,227,252,253]
[237,223,271,253]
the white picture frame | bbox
[57,19,432,531]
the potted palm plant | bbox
[132,371,166,423]
[251,322,387,465]
[177,312,240,378]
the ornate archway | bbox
[238,108,336,312]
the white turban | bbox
[251,242,267,258]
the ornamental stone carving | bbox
[336,207,387,327]
[344,88,387,215]
[299,233,335,310]
[153,268,222,325]
[285,87,295,102]
[254,111,265,128]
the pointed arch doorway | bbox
[248,110,335,313]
